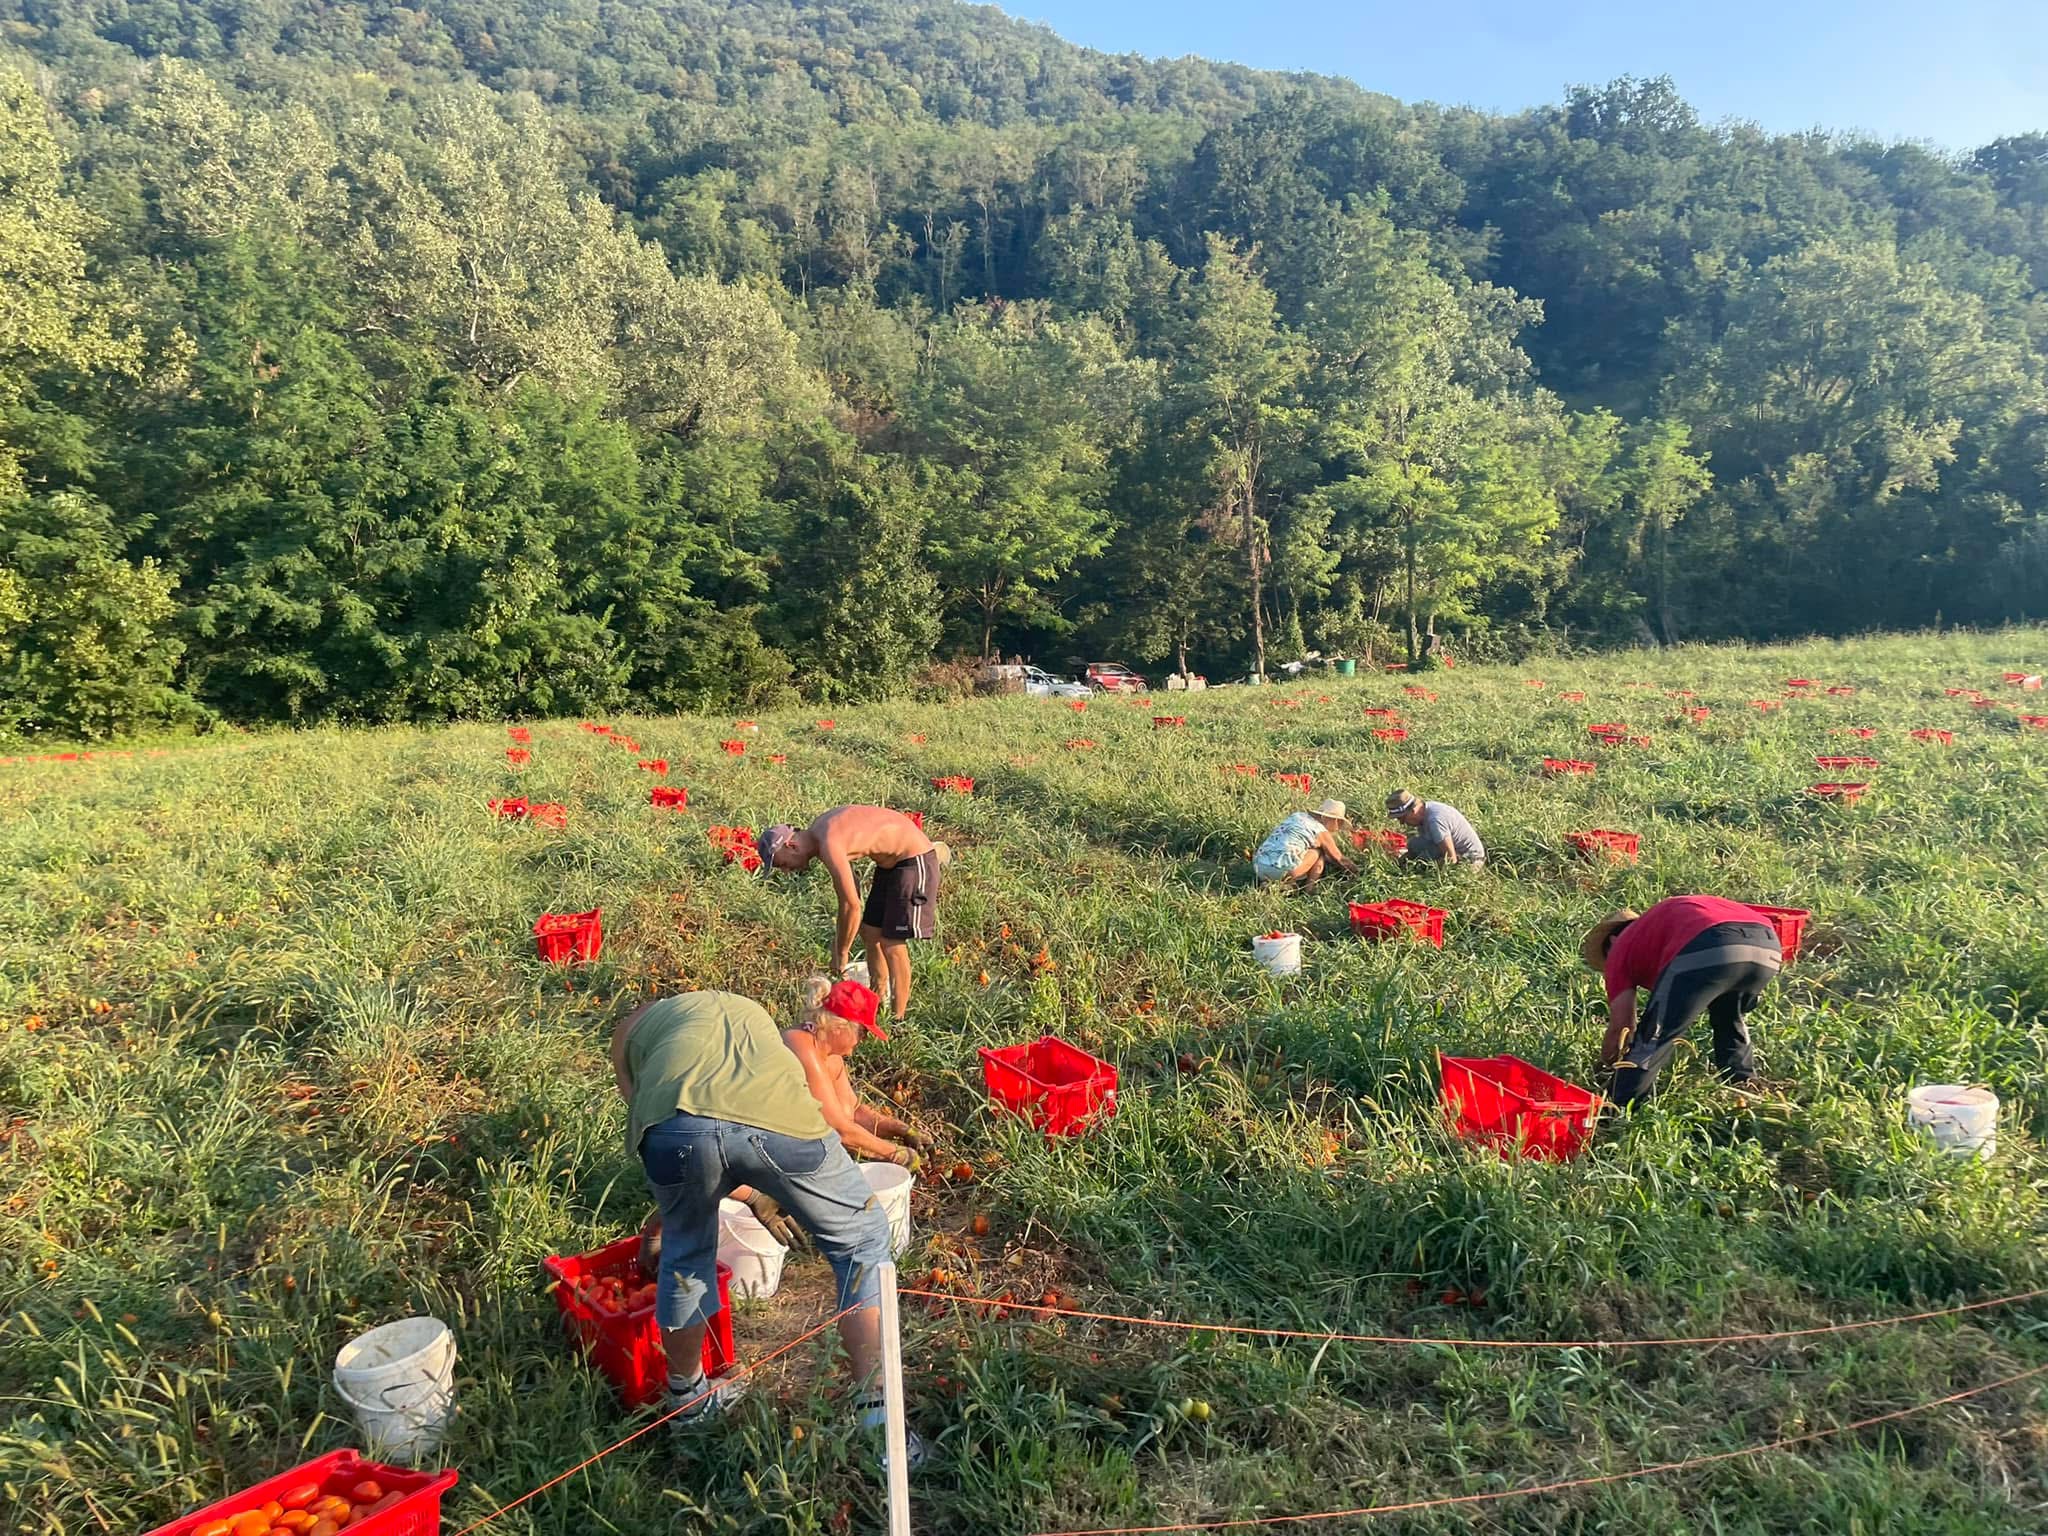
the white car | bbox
[1022,666,1092,700]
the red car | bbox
[1085,662,1147,693]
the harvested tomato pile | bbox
[186,1479,401,1536]
[708,825,760,869]
[571,1272,657,1315]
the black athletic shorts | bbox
[862,848,941,941]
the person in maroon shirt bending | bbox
[1580,895,1782,1106]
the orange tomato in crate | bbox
[195,1523,233,1536]
[350,1481,384,1504]
[279,1487,322,1513]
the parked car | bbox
[1022,666,1091,700]
[1084,661,1147,693]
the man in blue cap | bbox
[758,807,948,1023]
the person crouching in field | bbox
[1581,897,1782,1106]
[1253,798,1358,887]
[759,807,947,1023]
[611,980,922,1461]
[1385,788,1485,868]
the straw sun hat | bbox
[1581,908,1640,970]
[1312,798,1349,825]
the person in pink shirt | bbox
[1580,895,1782,1106]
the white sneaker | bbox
[858,1400,930,1471]
[667,1370,748,1427]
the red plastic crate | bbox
[1439,1053,1601,1161]
[1827,686,1856,696]
[1680,707,1711,721]
[1745,904,1810,962]
[583,723,612,734]
[901,810,925,831]
[1349,899,1446,946]
[1587,723,1629,738]
[143,1450,456,1536]
[719,739,745,755]
[527,802,567,829]
[1560,690,1585,702]
[1218,762,1260,776]
[1542,758,1597,776]
[1751,699,1782,711]
[932,775,975,793]
[487,796,528,820]
[1523,679,1546,688]
[1402,686,1436,700]
[1069,699,1088,712]
[1910,728,1954,744]
[507,727,531,744]
[505,748,530,766]
[1383,663,1408,672]
[1567,828,1640,862]
[1784,679,1815,689]
[1152,715,1186,728]
[978,1036,1118,1137]
[2023,715,2048,731]
[1807,782,1868,803]
[638,759,668,774]
[534,909,602,964]
[1839,727,1878,739]
[1351,827,1409,856]
[1273,772,1314,792]
[816,719,836,731]
[1814,755,1882,769]
[649,785,689,809]
[1362,707,1402,719]
[768,753,787,764]
[1373,727,1408,741]
[542,1238,734,1408]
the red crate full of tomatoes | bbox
[542,1237,735,1408]
[143,1450,456,1536]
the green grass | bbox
[4,630,2048,1536]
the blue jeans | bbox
[638,1111,892,1333]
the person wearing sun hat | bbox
[1580,896,1781,1106]
[610,977,921,1463]
[1384,787,1485,868]
[1252,797,1358,887]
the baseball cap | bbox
[756,824,797,874]
[822,978,887,1041]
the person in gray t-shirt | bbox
[1385,788,1485,867]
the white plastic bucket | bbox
[1907,1084,1998,1161]
[718,1198,789,1299]
[842,960,872,989]
[861,1162,914,1256]
[332,1316,456,1463]
[1252,932,1302,976]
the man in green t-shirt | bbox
[611,979,922,1465]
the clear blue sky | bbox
[1001,0,2048,149]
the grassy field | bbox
[5,630,2048,1536]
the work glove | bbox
[891,1146,925,1175]
[747,1193,811,1251]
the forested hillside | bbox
[3,0,2046,733]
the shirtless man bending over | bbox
[757,807,947,1022]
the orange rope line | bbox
[899,1284,2048,1350]
[1027,1360,2048,1535]
[447,1303,857,1536]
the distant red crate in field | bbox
[932,775,975,793]
[1542,758,1597,776]
[1814,755,1881,769]
[508,726,531,744]
[1362,707,1401,719]
[1567,829,1640,863]
[649,785,688,809]
[506,748,530,766]
[1350,898,1445,946]
[1751,700,1782,712]
[1064,738,1096,750]
[1402,686,1436,700]
[488,796,528,819]
[534,909,602,965]
[1807,782,1868,804]
[1746,904,1811,962]
[1273,771,1314,792]
[719,739,745,755]
[1152,715,1186,727]
[1560,690,1585,702]
[528,802,568,829]
[638,758,668,774]
[1218,762,1259,776]
[1909,728,1953,744]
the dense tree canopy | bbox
[1,0,2044,733]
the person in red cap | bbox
[612,977,927,1464]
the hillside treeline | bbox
[3,0,2046,733]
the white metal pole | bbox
[877,1261,913,1536]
